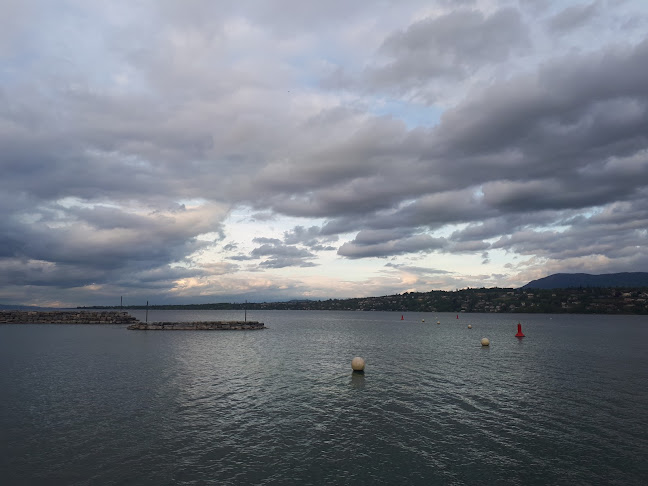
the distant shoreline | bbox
[76,286,648,315]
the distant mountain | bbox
[522,272,648,289]
[0,304,64,311]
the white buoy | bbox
[422,319,425,322]
[481,337,490,347]
[468,324,472,329]
[437,321,440,325]
[351,357,365,372]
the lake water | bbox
[1,311,647,485]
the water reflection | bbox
[350,372,365,389]
[2,311,647,486]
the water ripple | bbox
[1,313,647,485]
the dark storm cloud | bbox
[375,7,529,78]
[449,212,562,242]
[338,230,445,259]
[229,254,256,261]
[324,35,648,263]
[384,262,451,275]
[0,257,208,292]
[325,6,530,96]
[492,226,644,261]
[491,196,648,262]
[2,0,648,304]
[251,244,313,258]
[0,191,227,295]
[433,39,648,164]
[253,237,283,245]
[283,225,324,245]
[0,195,228,299]
[0,260,107,288]
[260,258,317,269]
[250,242,317,268]
[283,225,338,249]
[247,37,648,229]
[447,240,490,253]
[378,189,494,228]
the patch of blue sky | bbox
[432,223,469,239]
[177,198,209,208]
[580,207,604,218]
[56,197,103,210]
[0,34,44,81]
[283,56,324,89]
[368,98,443,129]
[527,224,571,234]
[195,232,226,242]
[223,207,328,244]
[16,212,42,225]
[22,3,146,96]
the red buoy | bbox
[456,315,459,319]
[515,323,525,338]
[401,315,404,320]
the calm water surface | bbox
[1,311,647,485]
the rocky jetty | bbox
[0,311,265,330]
[127,321,265,330]
[0,310,138,324]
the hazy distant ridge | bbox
[0,304,63,311]
[522,272,648,289]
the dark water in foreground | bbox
[1,311,647,485]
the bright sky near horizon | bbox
[2,0,648,307]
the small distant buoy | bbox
[468,324,472,329]
[422,319,425,322]
[437,320,440,325]
[456,315,459,319]
[351,357,365,372]
[481,337,490,347]
[515,323,525,338]
[401,315,404,320]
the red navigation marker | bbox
[401,315,404,320]
[515,323,525,338]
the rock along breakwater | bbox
[0,310,138,324]
[0,311,265,330]
[127,321,266,330]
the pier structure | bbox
[127,321,265,330]
[0,311,265,330]
[0,310,138,324]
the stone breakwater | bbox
[0,310,138,324]
[127,321,265,330]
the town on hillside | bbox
[85,287,648,314]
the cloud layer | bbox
[2,0,648,305]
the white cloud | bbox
[2,0,648,305]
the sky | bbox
[2,0,648,307]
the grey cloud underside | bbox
[338,231,445,259]
[384,262,451,275]
[283,225,338,247]
[286,38,648,260]
[253,39,648,223]
[547,1,600,33]
[2,0,648,303]
[232,227,336,267]
[323,6,530,96]
[370,8,530,87]
[0,194,227,291]
[245,243,318,268]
